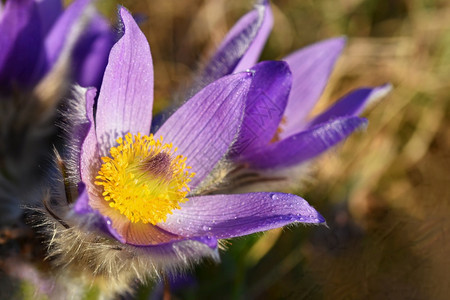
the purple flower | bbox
[49,7,324,295]
[0,0,114,92]
[0,0,113,225]
[0,2,113,296]
[195,0,391,172]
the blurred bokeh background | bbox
[70,0,450,299]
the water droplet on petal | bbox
[271,193,279,200]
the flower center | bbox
[94,133,195,225]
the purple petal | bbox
[111,217,217,249]
[0,0,43,88]
[80,87,100,190]
[123,222,217,249]
[35,0,62,35]
[159,192,325,239]
[308,84,392,128]
[73,187,127,244]
[194,1,272,93]
[73,182,92,214]
[233,0,273,72]
[73,189,127,244]
[72,182,126,243]
[43,0,90,68]
[230,60,291,158]
[95,7,154,154]
[73,184,219,250]
[74,188,217,249]
[156,72,252,189]
[77,177,217,248]
[243,116,367,169]
[73,13,115,89]
[280,37,346,138]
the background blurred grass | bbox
[95,0,450,299]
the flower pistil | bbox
[95,133,195,225]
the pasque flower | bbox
[0,0,114,92]
[0,0,113,296]
[46,7,325,296]
[194,0,391,176]
[0,0,113,225]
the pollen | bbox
[94,133,195,225]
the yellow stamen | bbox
[94,133,195,225]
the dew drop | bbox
[270,193,279,200]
